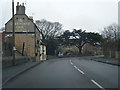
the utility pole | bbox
[12,0,15,65]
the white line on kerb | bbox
[91,80,105,90]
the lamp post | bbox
[12,0,16,65]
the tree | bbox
[44,37,59,55]
[102,23,118,40]
[101,23,120,57]
[101,24,119,50]
[58,29,102,55]
[58,30,72,45]
[0,27,5,31]
[35,19,62,55]
[35,19,62,40]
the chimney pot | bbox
[16,2,25,14]
[22,3,24,6]
[17,2,19,6]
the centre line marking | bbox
[70,60,73,65]
[77,68,85,74]
[91,80,105,90]
[69,60,105,90]
[74,65,77,68]
[70,60,84,75]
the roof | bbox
[5,14,41,34]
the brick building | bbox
[4,2,46,61]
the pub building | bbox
[5,2,46,61]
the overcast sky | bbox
[0,0,119,32]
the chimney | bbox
[16,2,25,14]
[17,2,19,6]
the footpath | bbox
[83,55,120,66]
[2,61,43,86]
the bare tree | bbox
[102,23,118,40]
[0,27,5,31]
[35,19,62,40]
[101,23,119,57]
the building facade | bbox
[82,43,102,55]
[5,2,46,61]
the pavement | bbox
[2,57,118,88]
[2,61,43,86]
[88,55,120,66]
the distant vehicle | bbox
[58,52,63,57]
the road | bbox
[3,57,119,89]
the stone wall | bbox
[115,51,120,59]
[103,51,120,60]
[15,34,35,58]
[2,56,27,68]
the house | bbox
[82,43,102,55]
[4,2,46,61]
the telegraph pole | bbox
[12,0,15,65]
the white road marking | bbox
[70,60,73,65]
[91,80,105,90]
[70,60,72,63]
[70,60,84,74]
[69,60,105,90]
[76,68,85,74]
[74,66,85,74]
[73,65,77,68]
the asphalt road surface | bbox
[3,57,119,89]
